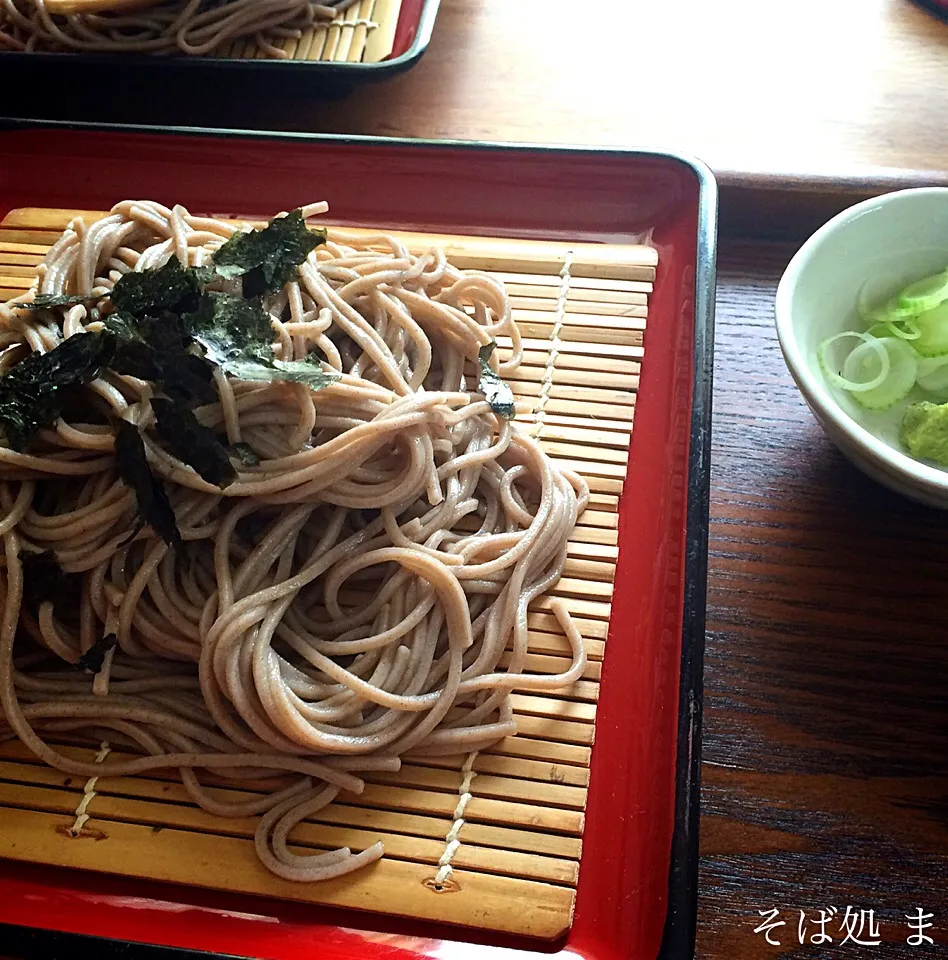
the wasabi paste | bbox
[901,401,948,465]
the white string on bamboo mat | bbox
[532,251,574,440]
[67,741,110,838]
[429,751,478,889]
[428,250,575,889]
[323,19,378,28]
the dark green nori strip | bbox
[20,550,80,611]
[212,210,325,294]
[223,355,340,390]
[477,342,515,420]
[114,420,180,546]
[229,442,261,467]
[17,294,95,312]
[185,291,272,365]
[0,332,115,449]
[76,633,117,674]
[111,340,216,407]
[151,397,236,489]
[109,257,204,319]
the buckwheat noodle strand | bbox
[0,0,361,56]
[0,200,588,881]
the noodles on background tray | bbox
[0,0,364,57]
[0,201,588,883]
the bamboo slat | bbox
[219,0,402,63]
[0,807,574,939]
[0,210,657,282]
[0,208,653,942]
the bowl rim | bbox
[775,186,948,493]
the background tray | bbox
[0,0,440,112]
[0,125,716,960]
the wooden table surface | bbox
[4,1,948,958]
[701,242,948,957]
[20,0,948,235]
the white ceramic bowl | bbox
[776,187,948,509]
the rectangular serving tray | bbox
[0,0,441,111]
[0,123,716,960]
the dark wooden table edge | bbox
[718,167,948,242]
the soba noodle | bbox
[0,201,588,881]
[0,0,360,57]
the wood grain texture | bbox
[698,241,948,958]
[16,0,948,200]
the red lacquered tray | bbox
[0,124,716,960]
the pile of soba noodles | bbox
[0,0,359,56]
[0,200,588,881]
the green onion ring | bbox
[882,317,922,341]
[818,331,891,393]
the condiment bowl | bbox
[775,187,948,508]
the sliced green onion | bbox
[909,302,948,357]
[897,269,948,313]
[857,277,906,322]
[863,296,918,327]
[869,317,922,341]
[916,356,948,398]
[818,331,890,393]
[817,268,948,459]
[844,337,918,410]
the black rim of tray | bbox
[0,123,717,960]
[0,0,441,82]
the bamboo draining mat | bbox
[220,0,402,63]
[0,207,656,942]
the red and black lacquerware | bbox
[0,0,440,107]
[912,0,948,22]
[0,125,717,960]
